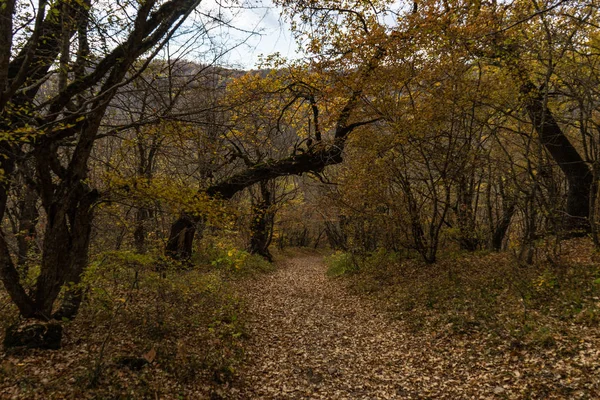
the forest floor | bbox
[225,251,600,400]
[2,246,600,399]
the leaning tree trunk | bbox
[165,46,386,260]
[166,139,349,259]
[520,82,592,234]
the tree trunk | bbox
[33,187,98,320]
[166,143,347,259]
[456,176,479,251]
[522,82,593,234]
[134,207,152,254]
[248,182,274,262]
[52,189,97,320]
[492,199,516,251]
[165,213,197,260]
[16,185,39,273]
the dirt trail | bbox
[225,254,600,400]
[229,255,426,399]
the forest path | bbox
[229,254,424,399]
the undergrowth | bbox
[326,239,600,349]
[0,241,275,399]
[194,235,275,277]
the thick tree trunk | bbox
[522,82,593,234]
[52,189,97,320]
[33,216,73,317]
[248,181,274,262]
[33,187,98,320]
[165,213,197,260]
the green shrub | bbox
[202,247,274,276]
[325,252,359,277]
[194,234,275,276]
[242,252,276,275]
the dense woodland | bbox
[2,0,600,398]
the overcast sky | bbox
[195,0,301,69]
[232,3,299,68]
[186,0,404,69]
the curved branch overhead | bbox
[165,48,386,259]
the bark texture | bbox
[522,81,592,233]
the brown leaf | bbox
[143,348,157,363]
